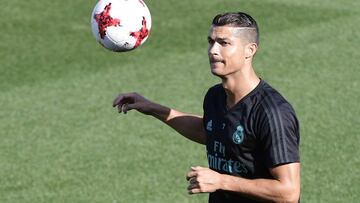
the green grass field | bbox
[1,0,359,202]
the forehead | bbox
[208,26,236,38]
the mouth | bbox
[209,58,224,64]
[209,60,224,68]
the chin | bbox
[210,68,225,78]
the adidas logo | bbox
[206,120,213,131]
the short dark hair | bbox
[212,12,259,45]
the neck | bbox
[221,66,260,109]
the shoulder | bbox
[203,84,226,115]
[253,82,300,167]
[253,81,299,133]
[256,81,296,115]
[203,83,224,103]
[205,84,223,98]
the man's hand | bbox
[112,92,153,115]
[186,166,222,194]
[113,92,206,144]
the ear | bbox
[245,43,258,59]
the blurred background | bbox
[0,0,359,202]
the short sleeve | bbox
[257,102,300,168]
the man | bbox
[113,12,300,203]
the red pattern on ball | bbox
[94,3,121,39]
[130,17,149,48]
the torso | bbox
[203,80,300,203]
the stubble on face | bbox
[208,26,259,80]
[208,26,246,78]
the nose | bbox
[208,42,219,56]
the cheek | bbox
[224,46,238,55]
[229,42,244,54]
[224,46,244,63]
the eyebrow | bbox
[207,36,230,41]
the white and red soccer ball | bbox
[91,0,152,52]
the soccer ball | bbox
[91,0,152,52]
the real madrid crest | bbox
[232,125,244,144]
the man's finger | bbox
[189,177,198,185]
[113,95,124,107]
[118,103,123,113]
[121,103,128,114]
[191,166,205,171]
[186,170,197,181]
[188,188,202,195]
[113,93,134,107]
[187,182,199,190]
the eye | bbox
[207,37,215,44]
[220,41,230,46]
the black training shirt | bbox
[203,80,300,203]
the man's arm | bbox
[113,92,206,144]
[186,163,300,203]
